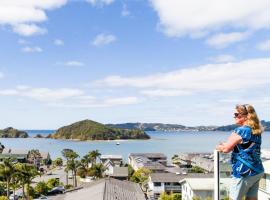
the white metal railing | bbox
[214,150,220,200]
[164,185,181,191]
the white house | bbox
[147,173,213,200]
[147,173,182,200]
[258,160,270,200]
[180,178,230,200]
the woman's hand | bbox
[216,132,242,153]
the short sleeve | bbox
[234,126,252,143]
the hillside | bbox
[0,127,28,138]
[108,121,270,132]
[107,123,217,131]
[51,120,150,141]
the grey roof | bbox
[112,167,128,177]
[60,178,145,200]
[2,148,28,155]
[150,173,213,183]
[129,153,167,159]
[104,178,145,200]
[143,161,166,171]
[101,155,123,160]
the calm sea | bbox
[1,130,270,160]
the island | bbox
[50,119,150,141]
[0,127,28,138]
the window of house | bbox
[154,182,161,186]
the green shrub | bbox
[35,181,49,195]
[46,178,60,190]
[64,184,73,190]
[0,196,8,200]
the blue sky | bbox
[1,0,270,129]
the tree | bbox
[127,165,134,180]
[53,158,63,168]
[0,158,15,197]
[61,149,74,186]
[90,163,105,179]
[63,150,80,187]
[88,150,101,165]
[130,168,151,184]
[34,181,48,195]
[189,166,204,173]
[28,149,42,169]
[46,178,60,190]
[15,163,39,200]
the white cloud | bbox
[104,97,140,106]
[92,33,117,46]
[257,39,270,51]
[206,32,250,48]
[13,23,47,36]
[87,0,114,7]
[64,61,85,67]
[21,46,43,53]
[141,89,191,97]
[149,0,270,38]
[121,4,130,17]
[18,39,29,45]
[208,54,236,63]
[0,0,67,36]
[54,39,64,46]
[94,57,270,96]
[0,86,140,108]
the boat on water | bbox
[116,142,120,145]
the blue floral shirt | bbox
[231,126,264,178]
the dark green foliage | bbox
[35,181,49,195]
[46,178,60,190]
[189,166,204,173]
[0,127,28,138]
[52,119,150,141]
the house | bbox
[191,154,214,172]
[0,148,28,163]
[147,173,182,200]
[258,160,270,200]
[110,167,128,180]
[100,155,123,166]
[180,178,230,200]
[128,153,167,172]
[61,178,146,200]
[147,173,213,200]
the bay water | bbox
[1,131,270,160]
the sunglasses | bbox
[234,113,241,118]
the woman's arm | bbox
[216,132,242,153]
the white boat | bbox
[116,142,120,145]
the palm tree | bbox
[10,172,21,200]
[61,149,73,186]
[65,151,79,187]
[15,163,39,200]
[0,158,15,197]
[91,163,105,179]
[89,150,101,165]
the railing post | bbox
[214,150,220,200]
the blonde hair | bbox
[236,104,263,135]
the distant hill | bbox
[0,127,28,138]
[108,121,270,132]
[107,123,217,132]
[50,120,150,141]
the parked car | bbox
[9,192,23,200]
[48,186,65,195]
[9,194,19,200]
[34,196,50,200]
